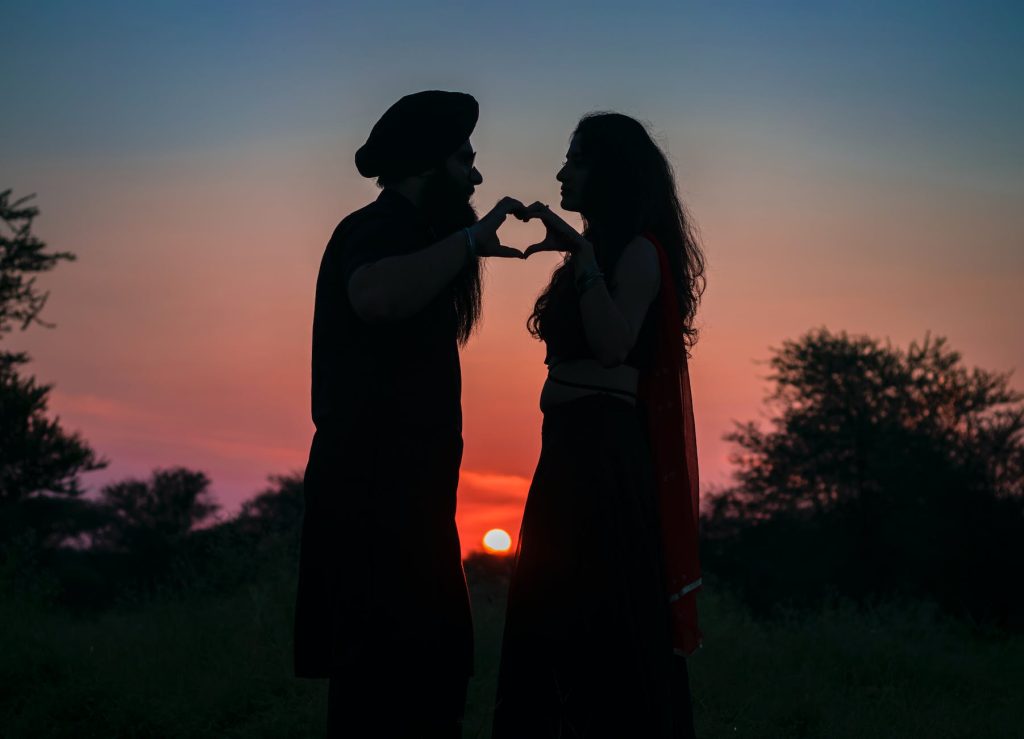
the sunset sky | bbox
[4,1,1022,553]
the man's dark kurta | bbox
[294,190,473,681]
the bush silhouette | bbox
[703,329,1024,629]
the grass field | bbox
[1,556,1022,738]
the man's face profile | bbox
[420,140,481,235]
[444,140,483,199]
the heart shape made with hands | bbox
[473,198,585,259]
[515,201,586,258]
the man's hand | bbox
[519,202,590,257]
[469,197,527,258]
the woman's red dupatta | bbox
[637,232,703,656]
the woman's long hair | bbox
[527,113,705,351]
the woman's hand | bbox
[518,202,590,257]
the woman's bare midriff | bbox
[540,358,639,412]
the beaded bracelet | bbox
[576,270,605,296]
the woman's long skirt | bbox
[493,394,696,738]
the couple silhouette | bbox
[294,90,705,738]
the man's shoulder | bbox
[318,194,420,281]
[328,198,395,246]
[331,190,419,244]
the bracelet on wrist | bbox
[576,271,605,295]
[572,237,593,256]
[575,265,602,286]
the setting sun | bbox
[482,528,512,554]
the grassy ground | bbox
[1,560,1021,738]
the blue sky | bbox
[7,0,1022,186]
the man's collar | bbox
[377,188,432,232]
[377,187,417,213]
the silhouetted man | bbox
[294,90,523,738]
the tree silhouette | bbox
[96,468,219,555]
[235,473,304,539]
[0,189,76,336]
[704,329,1024,627]
[0,190,106,551]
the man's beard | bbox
[420,168,478,236]
[420,169,481,346]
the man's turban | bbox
[355,90,479,179]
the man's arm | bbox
[347,229,469,322]
[347,197,525,323]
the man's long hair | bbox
[394,168,482,346]
[527,113,706,351]
[450,255,481,347]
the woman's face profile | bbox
[557,134,588,212]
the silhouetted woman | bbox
[494,113,706,738]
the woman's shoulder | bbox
[613,234,660,282]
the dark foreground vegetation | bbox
[4,191,1023,735]
[2,540,1023,738]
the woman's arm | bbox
[574,236,660,367]
[520,204,660,366]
